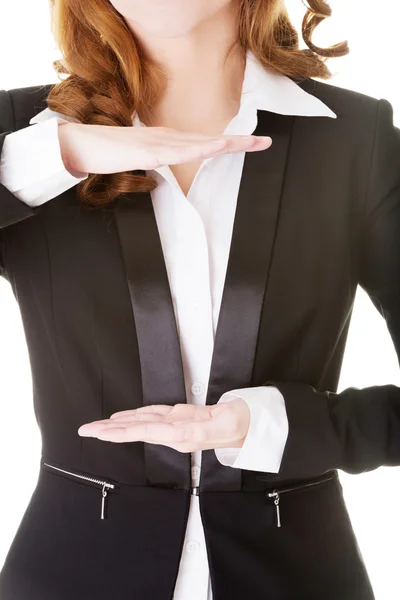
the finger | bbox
[181,135,267,155]
[107,414,166,424]
[172,134,272,150]
[149,127,270,145]
[91,418,197,432]
[81,405,209,435]
[78,414,167,437]
[110,405,174,419]
[247,136,273,150]
[109,405,202,423]
[205,136,272,157]
[167,136,272,165]
[160,140,229,165]
[110,403,196,419]
[107,413,168,424]
[97,422,188,444]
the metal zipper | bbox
[266,473,337,528]
[43,462,115,520]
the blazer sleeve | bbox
[0,89,88,278]
[261,98,400,481]
[0,89,38,279]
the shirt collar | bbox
[240,48,336,118]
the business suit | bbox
[0,76,398,599]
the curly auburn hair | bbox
[46,0,348,208]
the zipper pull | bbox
[101,484,108,520]
[267,490,281,527]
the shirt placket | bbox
[163,165,214,600]
[151,106,259,600]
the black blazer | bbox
[0,79,398,600]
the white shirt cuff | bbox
[214,386,289,473]
[0,117,88,207]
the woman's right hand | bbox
[57,121,272,176]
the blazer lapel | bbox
[200,110,295,491]
[114,110,295,492]
[114,193,191,489]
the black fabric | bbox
[260,96,400,481]
[0,467,191,600]
[0,78,398,598]
[200,473,375,600]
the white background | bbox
[0,1,399,599]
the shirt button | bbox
[191,466,200,479]
[192,302,200,310]
[191,382,205,396]
[186,540,201,554]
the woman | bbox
[0,0,398,598]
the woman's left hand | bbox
[77,399,250,452]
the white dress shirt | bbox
[0,48,336,599]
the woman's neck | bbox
[128,0,245,132]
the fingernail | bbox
[78,426,90,436]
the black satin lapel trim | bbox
[114,192,190,489]
[200,111,295,491]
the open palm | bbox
[77,400,250,452]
